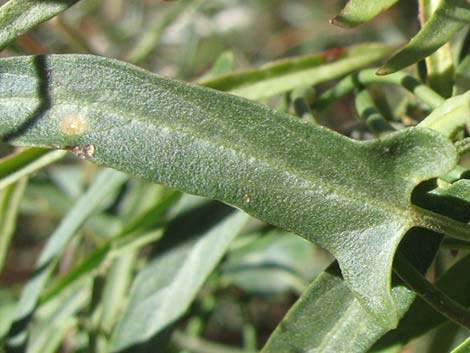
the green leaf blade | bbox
[202,44,393,100]
[110,204,249,352]
[0,54,459,328]
[378,0,470,75]
[331,0,400,28]
[0,0,80,51]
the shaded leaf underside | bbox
[0,55,458,328]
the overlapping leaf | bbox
[331,0,400,28]
[0,55,460,328]
[0,0,81,50]
[378,0,470,74]
[202,44,393,99]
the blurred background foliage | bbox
[0,1,465,353]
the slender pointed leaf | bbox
[0,0,81,51]
[331,0,400,28]
[0,54,461,328]
[110,204,249,352]
[378,0,470,75]
[0,177,27,273]
[261,228,442,353]
[371,255,470,353]
[202,44,393,99]
[450,337,470,353]
[6,168,128,351]
[0,148,65,190]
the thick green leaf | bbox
[202,44,393,99]
[0,0,80,51]
[331,0,400,28]
[0,54,461,328]
[378,0,470,75]
[6,168,128,351]
[110,204,249,352]
[262,228,442,353]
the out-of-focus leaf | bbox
[0,148,65,190]
[418,91,470,138]
[202,44,393,99]
[0,177,27,273]
[450,337,470,353]
[371,255,470,353]
[453,56,470,95]
[0,0,81,51]
[0,290,16,339]
[6,168,128,352]
[198,51,235,82]
[331,0,400,28]
[222,230,328,294]
[28,286,89,353]
[261,229,442,353]
[0,54,464,329]
[378,0,470,75]
[110,204,249,352]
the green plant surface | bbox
[201,43,393,99]
[378,0,470,75]
[0,148,65,190]
[261,228,442,353]
[370,255,470,353]
[6,168,128,351]
[0,0,80,51]
[110,205,249,352]
[0,54,467,330]
[0,178,27,273]
[450,337,470,353]
[331,0,400,27]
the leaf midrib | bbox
[1,93,413,225]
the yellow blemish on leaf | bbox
[60,114,88,135]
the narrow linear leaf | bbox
[378,0,470,75]
[0,177,27,273]
[0,0,81,51]
[6,168,128,351]
[331,0,400,28]
[371,255,470,353]
[202,44,393,99]
[0,54,461,328]
[0,148,65,190]
[262,228,442,353]
[418,91,470,138]
[110,204,249,352]
[450,336,470,353]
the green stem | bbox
[314,68,445,110]
[394,252,470,330]
[413,206,470,241]
[354,89,395,136]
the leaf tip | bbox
[329,15,354,28]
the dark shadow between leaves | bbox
[3,55,51,142]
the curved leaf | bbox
[110,204,249,352]
[261,228,442,353]
[202,44,393,99]
[331,0,400,28]
[0,0,80,51]
[378,0,470,75]
[0,54,460,328]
